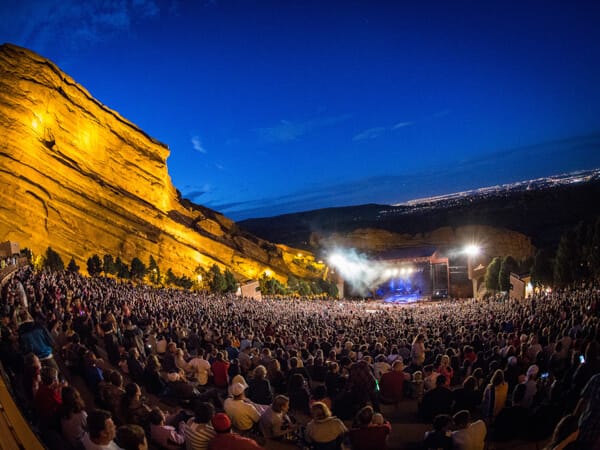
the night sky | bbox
[2,0,600,220]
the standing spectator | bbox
[211,351,230,388]
[411,334,426,368]
[452,376,481,414]
[575,373,600,449]
[481,369,508,423]
[17,310,58,370]
[421,375,453,424]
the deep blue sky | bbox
[2,1,600,220]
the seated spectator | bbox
[23,352,42,402]
[349,405,391,450]
[208,413,265,450]
[180,402,216,450]
[34,366,63,428]
[149,408,185,450]
[521,364,540,409]
[379,359,408,403]
[223,382,261,432]
[83,351,104,393]
[187,348,211,386]
[167,370,222,408]
[423,414,453,450]
[82,409,120,450]
[574,372,600,449]
[127,348,146,382]
[99,370,125,424]
[115,423,148,450]
[59,386,88,449]
[324,362,345,401]
[423,364,440,392]
[144,354,167,395]
[452,410,486,450]
[17,309,58,371]
[259,394,299,441]
[248,365,273,406]
[120,382,152,428]
[421,375,453,424]
[305,401,347,450]
[373,354,391,380]
[310,385,332,410]
[287,373,312,415]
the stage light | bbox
[264,269,272,277]
[393,268,399,276]
[464,245,480,256]
[400,268,406,275]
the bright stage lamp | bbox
[464,245,480,256]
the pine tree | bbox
[44,247,64,272]
[148,256,160,284]
[130,257,146,280]
[67,257,80,273]
[554,228,578,287]
[498,256,518,292]
[87,254,103,276]
[103,254,117,276]
[531,248,554,287]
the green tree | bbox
[130,257,147,280]
[44,247,64,272]
[208,264,227,293]
[223,269,238,293]
[148,256,160,284]
[165,268,177,286]
[531,248,554,287]
[115,257,130,279]
[498,256,518,292]
[103,254,117,276]
[484,257,502,291]
[67,257,80,273]
[554,228,578,287]
[87,254,103,276]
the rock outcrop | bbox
[0,44,317,281]
[312,225,535,260]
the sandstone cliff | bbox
[0,44,317,281]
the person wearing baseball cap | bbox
[223,382,262,432]
[208,413,265,450]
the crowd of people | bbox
[0,265,598,450]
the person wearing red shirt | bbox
[34,366,63,427]
[211,351,230,388]
[349,406,391,450]
[380,360,409,403]
[208,413,265,450]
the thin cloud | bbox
[257,114,351,143]
[191,136,206,153]
[392,121,414,129]
[0,0,161,54]
[353,127,386,141]
[354,119,415,142]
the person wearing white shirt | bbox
[451,410,486,450]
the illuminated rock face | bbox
[0,44,312,280]
[314,225,535,260]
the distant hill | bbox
[238,170,600,251]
